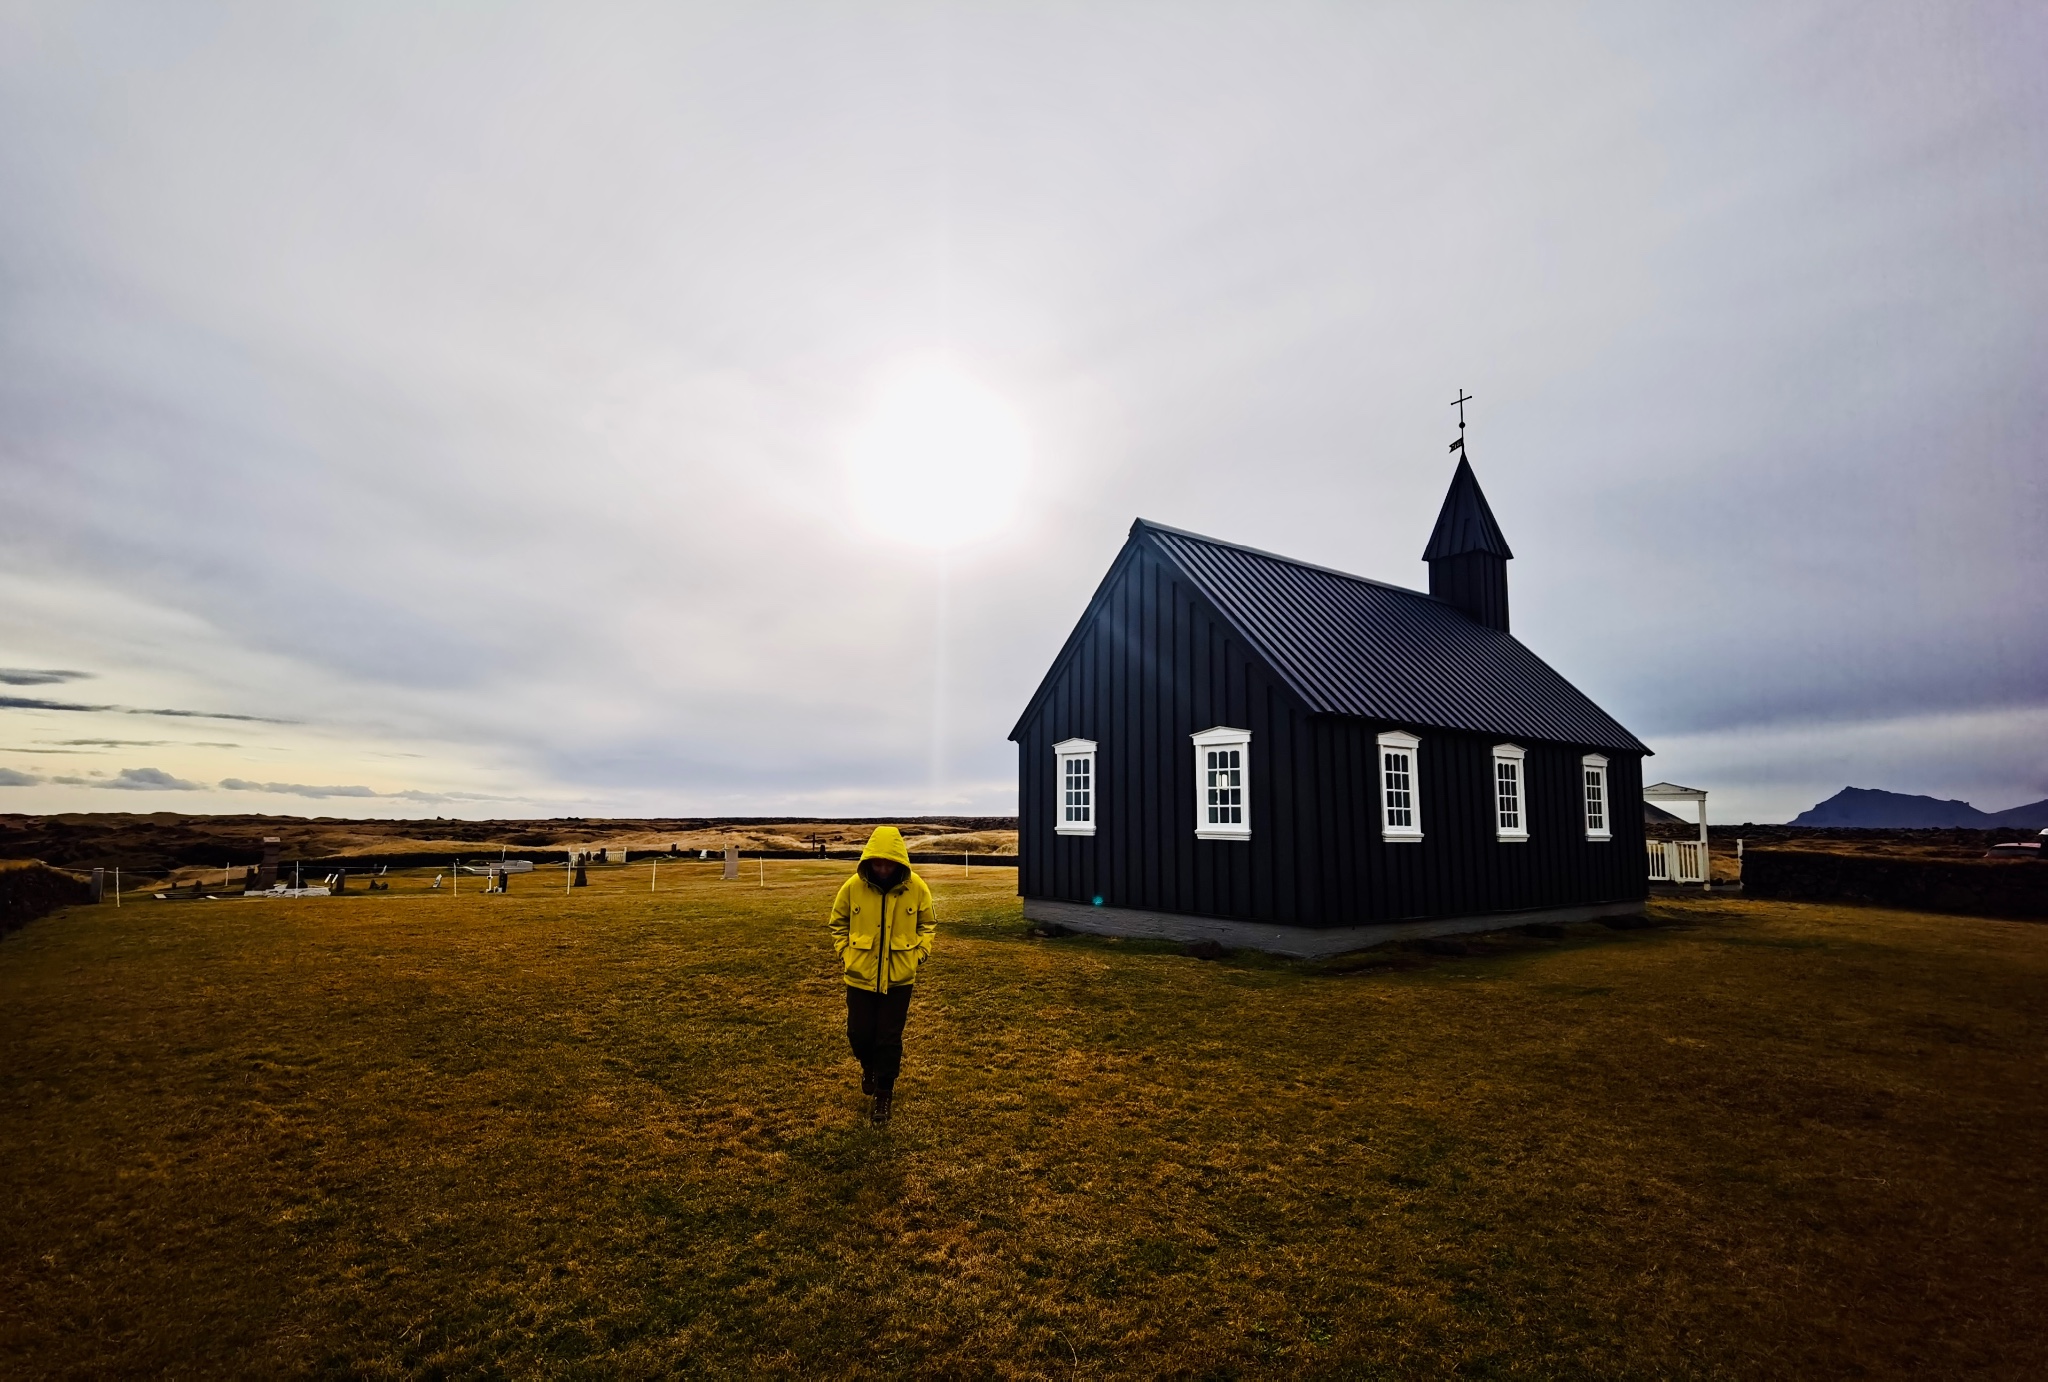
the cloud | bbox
[217,778,505,803]
[0,696,289,723]
[0,768,42,786]
[219,777,378,799]
[0,669,91,686]
[0,739,186,753]
[103,766,202,790]
[6,738,244,751]
[128,708,288,724]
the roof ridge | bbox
[1132,518,1438,601]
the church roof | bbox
[1131,520,1645,752]
[1421,456,1513,561]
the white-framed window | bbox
[1582,754,1611,841]
[1493,743,1528,841]
[1377,729,1422,842]
[1191,726,1251,840]
[1053,738,1097,836]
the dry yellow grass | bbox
[2,864,2043,1377]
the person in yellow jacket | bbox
[829,826,935,1125]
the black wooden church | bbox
[1009,456,1649,955]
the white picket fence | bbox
[1646,839,1710,885]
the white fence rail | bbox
[1646,840,1710,885]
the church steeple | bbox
[1423,455,1513,632]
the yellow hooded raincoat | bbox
[829,827,936,993]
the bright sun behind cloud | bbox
[847,359,1029,547]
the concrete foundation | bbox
[1022,896,1648,958]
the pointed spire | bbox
[1422,456,1513,562]
[1423,454,1512,631]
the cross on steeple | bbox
[1449,389,1473,453]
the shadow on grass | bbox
[958,902,1708,983]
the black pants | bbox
[845,985,914,1093]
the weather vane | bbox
[1449,389,1472,454]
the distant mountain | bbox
[1988,799,2048,829]
[1792,786,2048,829]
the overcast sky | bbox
[1,2,2043,824]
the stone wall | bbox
[0,860,96,938]
[1743,850,2047,920]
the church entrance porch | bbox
[1644,782,1712,888]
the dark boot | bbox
[871,1090,893,1126]
[861,1071,875,1097]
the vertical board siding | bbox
[1016,544,1650,929]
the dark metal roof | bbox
[1138,520,1647,752]
[1422,456,1513,560]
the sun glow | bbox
[847,360,1029,546]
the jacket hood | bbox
[859,826,912,869]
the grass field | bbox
[3,862,2044,1378]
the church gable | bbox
[1008,529,1307,747]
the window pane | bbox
[1584,769,1605,831]
[1496,760,1520,830]
[1383,750,1414,829]
[1061,755,1093,824]
[1201,743,1246,827]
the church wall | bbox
[1304,722,1647,925]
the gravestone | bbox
[573,862,588,887]
[91,868,105,902]
[257,838,281,890]
[722,844,739,880]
